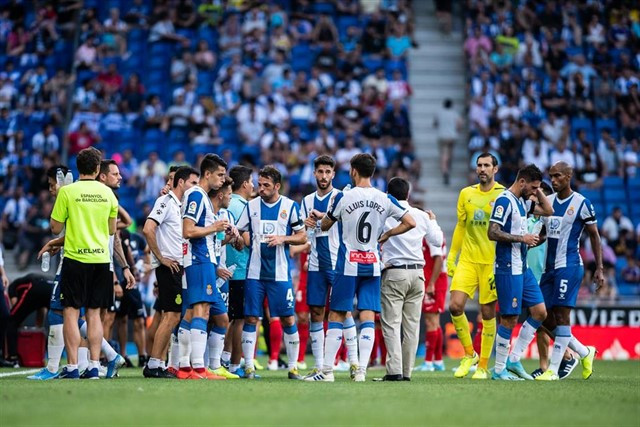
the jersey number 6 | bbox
[357,211,372,244]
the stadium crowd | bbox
[462,0,640,300]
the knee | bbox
[532,307,547,323]
[501,316,518,329]
[449,303,463,317]
[245,316,258,326]
[281,316,295,327]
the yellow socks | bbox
[452,313,474,356]
[479,318,496,369]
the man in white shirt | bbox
[31,123,59,155]
[377,178,443,381]
[142,166,199,378]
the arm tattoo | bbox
[488,222,523,243]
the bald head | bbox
[550,161,573,177]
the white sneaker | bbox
[297,361,307,370]
[303,370,334,382]
[334,360,350,371]
[354,369,366,382]
[267,359,279,371]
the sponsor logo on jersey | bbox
[567,206,575,216]
[187,201,197,215]
[349,251,377,264]
[494,205,504,219]
[474,209,485,221]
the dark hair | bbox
[477,152,498,167]
[46,165,69,180]
[200,153,227,176]
[444,98,452,108]
[259,165,282,185]
[313,155,336,170]
[540,181,552,195]
[76,147,102,175]
[229,165,253,191]
[387,177,410,200]
[350,153,376,178]
[208,176,234,198]
[99,159,117,177]
[168,165,181,174]
[173,166,199,188]
[516,164,543,183]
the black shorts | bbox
[155,264,184,313]
[116,287,147,319]
[228,280,245,320]
[60,258,112,309]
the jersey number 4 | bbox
[357,211,372,244]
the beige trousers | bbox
[380,268,425,378]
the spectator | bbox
[1,187,30,250]
[103,8,128,57]
[75,35,100,70]
[362,11,386,56]
[171,50,196,85]
[97,63,123,94]
[16,203,51,270]
[143,94,164,129]
[594,82,617,119]
[68,121,100,155]
[386,21,411,59]
[602,207,635,247]
[194,39,216,70]
[311,14,338,48]
[219,14,242,59]
[387,69,412,101]
[623,139,638,178]
[121,73,145,112]
[31,123,59,155]
[434,99,462,185]
[164,93,190,132]
[148,10,189,46]
[621,257,640,284]
[464,26,491,59]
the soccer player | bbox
[536,162,600,381]
[487,164,552,380]
[415,233,448,372]
[236,166,308,380]
[447,153,505,379]
[309,153,415,382]
[299,155,358,378]
[179,154,231,380]
[207,176,243,378]
[143,166,199,378]
[222,165,254,376]
[50,148,121,379]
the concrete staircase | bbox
[409,1,467,242]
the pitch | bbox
[1,358,638,426]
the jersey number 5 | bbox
[357,211,372,244]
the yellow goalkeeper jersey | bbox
[451,181,506,265]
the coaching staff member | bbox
[50,147,119,379]
[143,166,199,378]
[378,177,443,381]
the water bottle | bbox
[64,171,73,186]
[41,252,50,272]
[307,227,315,239]
[216,264,236,289]
[56,169,64,187]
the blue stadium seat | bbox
[603,176,625,189]
[363,56,384,72]
[338,16,361,35]
[595,118,618,141]
[627,176,640,192]
[313,2,336,15]
[603,188,627,205]
[570,117,594,140]
[580,188,602,204]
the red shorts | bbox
[422,273,448,313]
[295,278,309,313]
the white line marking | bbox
[0,369,39,378]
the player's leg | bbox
[266,280,300,379]
[355,276,383,381]
[82,264,113,379]
[177,307,193,378]
[242,279,266,378]
[146,309,161,363]
[60,259,86,378]
[227,279,245,374]
[379,268,407,380]
[422,313,439,371]
[116,315,129,364]
[473,264,497,379]
[506,269,546,379]
[490,272,523,380]
[267,314,283,370]
[449,262,479,377]
[296,311,309,369]
[306,270,328,374]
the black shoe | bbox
[531,368,544,379]
[373,374,403,382]
[143,365,158,378]
[160,368,177,379]
[123,356,134,368]
[277,357,288,369]
[138,355,148,367]
[0,358,18,368]
[558,356,579,380]
[403,376,411,381]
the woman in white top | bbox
[434,99,462,185]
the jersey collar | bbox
[168,191,181,206]
[231,193,248,205]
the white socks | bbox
[549,326,572,374]
[508,317,541,363]
[494,325,512,374]
[46,324,64,373]
[78,347,89,373]
[358,322,375,373]
[241,324,257,371]
[178,320,192,368]
[343,318,359,366]
[207,327,226,370]
[323,323,343,372]
[168,333,179,369]
[310,322,324,370]
[189,318,208,369]
[283,325,300,371]
[569,336,589,358]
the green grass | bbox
[1,358,639,427]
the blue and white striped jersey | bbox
[214,208,234,267]
[327,186,407,277]
[236,196,305,281]
[182,185,216,267]
[542,192,596,270]
[301,188,342,272]
[490,190,530,275]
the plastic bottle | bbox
[216,264,236,288]
[56,169,64,187]
[307,227,315,239]
[41,252,50,272]
[64,171,73,186]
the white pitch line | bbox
[0,369,39,378]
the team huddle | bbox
[26,147,601,382]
